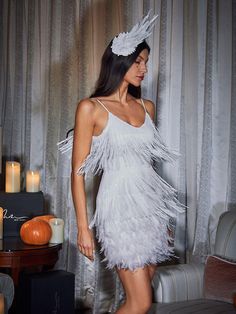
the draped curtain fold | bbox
[0,0,235,311]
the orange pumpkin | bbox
[32,214,55,223]
[20,219,52,245]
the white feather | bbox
[57,111,185,270]
[111,11,158,56]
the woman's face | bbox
[124,49,149,87]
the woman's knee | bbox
[129,294,152,313]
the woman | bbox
[68,13,184,314]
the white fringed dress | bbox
[59,99,184,271]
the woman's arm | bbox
[71,98,96,261]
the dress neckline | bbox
[109,110,147,129]
[95,98,147,129]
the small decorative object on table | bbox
[26,170,40,192]
[5,161,21,193]
[49,218,64,244]
[20,219,52,245]
[0,191,45,237]
[32,214,55,223]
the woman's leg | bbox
[115,266,152,314]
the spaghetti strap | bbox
[140,99,147,112]
[95,99,109,113]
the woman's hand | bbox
[77,227,95,261]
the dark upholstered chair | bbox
[0,274,14,314]
[149,210,236,313]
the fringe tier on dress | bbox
[58,99,185,270]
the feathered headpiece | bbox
[111,11,158,56]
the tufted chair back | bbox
[214,210,236,260]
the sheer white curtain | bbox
[1,0,235,311]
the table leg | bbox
[11,267,20,286]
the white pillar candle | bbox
[0,207,3,239]
[5,161,21,192]
[49,218,64,244]
[26,170,40,192]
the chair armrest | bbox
[152,263,205,303]
[0,273,14,312]
[0,294,4,314]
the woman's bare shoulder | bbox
[74,98,101,124]
[76,98,97,115]
[142,99,155,120]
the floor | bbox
[75,310,92,314]
[75,310,111,314]
[9,308,91,314]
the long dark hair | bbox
[90,40,150,99]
